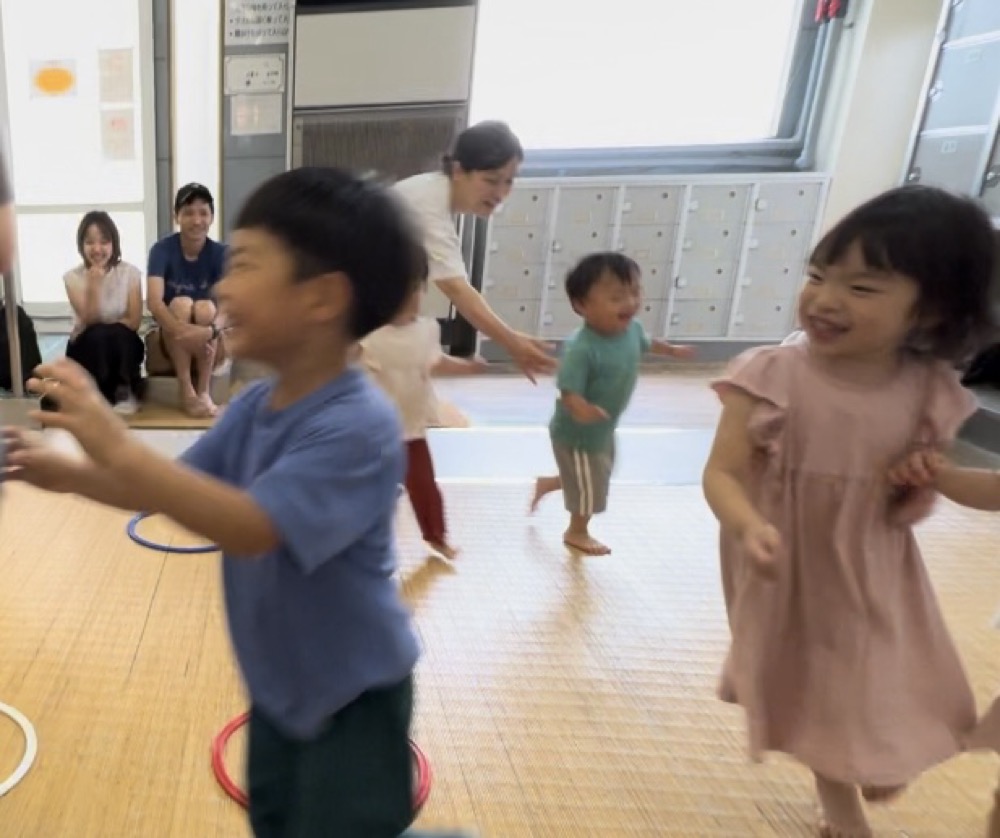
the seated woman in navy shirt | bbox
[145,183,227,417]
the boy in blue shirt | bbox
[530,252,694,555]
[6,168,469,837]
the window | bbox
[469,0,819,172]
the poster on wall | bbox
[230,93,283,136]
[30,60,77,98]
[225,0,292,47]
[98,48,134,104]
[224,54,285,95]
[100,108,136,161]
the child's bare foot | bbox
[815,775,871,838]
[426,540,459,561]
[530,476,560,513]
[563,530,610,555]
[860,784,905,804]
[818,819,873,838]
[987,785,1000,838]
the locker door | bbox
[730,298,795,340]
[907,131,992,193]
[754,182,823,224]
[950,0,1000,41]
[922,41,1000,132]
[492,187,554,228]
[667,300,730,339]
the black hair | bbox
[441,121,524,175]
[76,210,122,268]
[234,167,427,339]
[175,182,215,215]
[811,184,997,363]
[565,252,640,305]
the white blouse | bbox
[63,261,141,328]
[393,172,467,319]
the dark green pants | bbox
[247,676,414,838]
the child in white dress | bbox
[360,281,485,560]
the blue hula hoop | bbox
[126,512,219,554]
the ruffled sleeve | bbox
[889,361,978,525]
[711,345,795,455]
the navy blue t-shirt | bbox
[147,232,226,304]
[180,368,420,739]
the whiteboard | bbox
[0,0,145,206]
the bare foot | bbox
[530,476,560,514]
[426,541,459,561]
[182,393,213,418]
[987,786,1000,838]
[199,392,219,417]
[815,776,871,838]
[860,784,905,804]
[818,819,873,838]
[563,531,610,556]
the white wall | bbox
[815,0,944,231]
[171,0,222,240]
[0,0,157,310]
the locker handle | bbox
[674,277,688,289]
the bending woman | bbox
[394,121,555,381]
[63,210,144,414]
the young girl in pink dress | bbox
[702,184,997,837]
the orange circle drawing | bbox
[34,66,74,95]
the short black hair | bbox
[442,121,524,175]
[175,182,214,214]
[76,210,122,268]
[234,167,427,339]
[811,184,997,363]
[565,252,640,305]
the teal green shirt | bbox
[549,321,650,452]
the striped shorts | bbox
[551,440,615,516]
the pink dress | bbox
[714,341,979,786]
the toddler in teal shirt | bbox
[530,252,694,554]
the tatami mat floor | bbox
[0,371,999,836]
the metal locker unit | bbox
[618,185,681,336]
[728,181,823,339]
[481,173,829,347]
[903,0,1000,216]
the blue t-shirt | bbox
[147,232,226,304]
[180,368,419,739]
[549,320,650,452]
